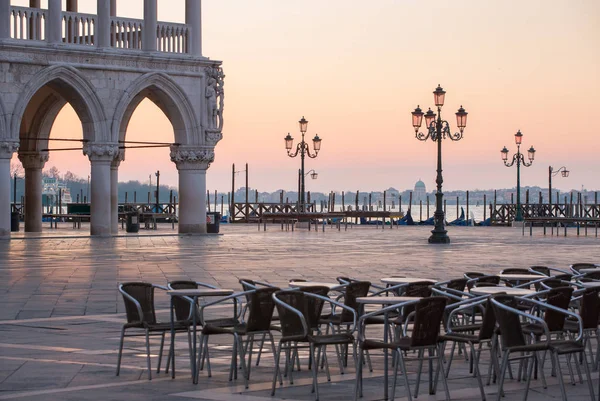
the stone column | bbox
[48,0,62,44]
[143,0,157,52]
[0,142,19,237]
[84,143,119,236]
[110,0,117,16]
[185,0,202,56]
[0,0,11,40]
[18,152,49,232]
[110,152,123,235]
[170,146,213,234]
[97,0,111,48]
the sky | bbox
[11,0,600,193]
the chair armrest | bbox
[370,283,408,297]
[516,296,584,341]
[305,292,357,332]
[198,291,248,325]
[446,297,488,334]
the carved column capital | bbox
[111,149,125,169]
[205,129,223,146]
[0,141,19,159]
[83,142,120,162]
[18,151,50,170]
[170,145,214,170]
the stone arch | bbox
[112,72,199,147]
[11,65,109,144]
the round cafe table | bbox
[470,287,535,296]
[498,274,545,281]
[289,281,342,290]
[381,277,436,285]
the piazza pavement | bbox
[0,224,598,400]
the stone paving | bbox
[0,224,598,400]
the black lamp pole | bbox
[284,117,322,213]
[548,166,569,206]
[501,131,536,222]
[411,85,468,244]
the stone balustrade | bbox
[62,11,96,45]
[10,6,46,41]
[4,4,197,56]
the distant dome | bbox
[415,180,425,189]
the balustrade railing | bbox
[111,17,144,50]
[62,11,95,45]
[156,22,190,53]
[6,7,193,55]
[10,6,46,41]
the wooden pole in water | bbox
[419,200,422,222]
[342,191,345,211]
[134,191,137,203]
[169,190,173,213]
[245,163,249,223]
[539,191,542,204]
[231,163,235,221]
[444,198,446,215]
[409,192,413,212]
[369,193,372,211]
[227,192,231,219]
[383,190,386,211]
[214,189,217,212]
[207,190,210,212]
[483,194,487,221]
[426,195,430,219]
[466,191,469,225]
[456,196,459,219]
[221,195,224,216]
[125,192,128,204]
[255,189,258,203]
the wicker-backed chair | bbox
[441,297,499,401]
[271,290,356,400]
[466,274,500,290]
[491,295,595,401]
[570,263,597,274]
[197,287,279,387]
[116,282,191,380]
[355,296,450,401]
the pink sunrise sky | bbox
[10,0,600,193]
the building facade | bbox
[0,0,223,236]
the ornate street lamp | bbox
[501,130,536,222]
[284,117,321,213]
[548,166,569,206]
[411,85,468,244]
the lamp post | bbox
[500,130,536,222]
[297,169,318,207]
[284,117,322,213]
[548,166,569,206]
[411,85,468,244]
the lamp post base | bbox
[428,230,450,244]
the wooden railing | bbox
[10,6,46,41]
[62,11,95,45]
[491,203,600,225]
[231,202,316,223]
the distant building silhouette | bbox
[414,179,426,202]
